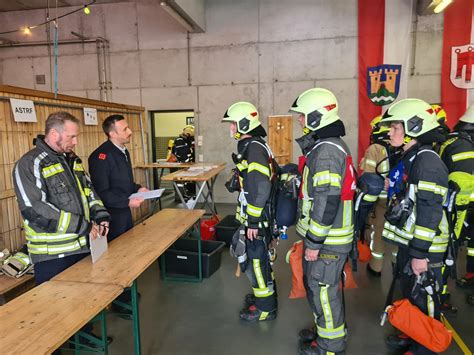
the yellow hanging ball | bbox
[84,6,91,15]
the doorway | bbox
[149,110,195,189]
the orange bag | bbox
[357,240,371,262]
[286,240,306,299]
[388,299,452,353]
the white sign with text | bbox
[10,99,37,122]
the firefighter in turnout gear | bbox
[438,105,474,291]
[12,112,113,348]
[358,115,398,276]
[222,101,278,322]
[381,99,449,355]
[168,124,196,200]
[290,88,355,355]
[430,104,459,315]
[13,112,110,284]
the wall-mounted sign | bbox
[83,107,98,125]
[10,98,37,122]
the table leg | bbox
[158,168,165,210]
[173,182,188,207]
[131,281,141,355]
[67,310,108,354]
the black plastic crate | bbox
[215,214,240,246]
[163,239,225,278]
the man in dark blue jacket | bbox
[89,115,148,242]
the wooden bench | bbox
[53,208,205,354]
[0,273,35,306]
[0,280,122,354]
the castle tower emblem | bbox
[366,64,402,106]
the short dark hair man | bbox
[88,114,148,242]
[13,111,110,284]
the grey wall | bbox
[0,0,444,202]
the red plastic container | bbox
[200,217,219,240]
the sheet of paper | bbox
[129,188,165,200]
[174,166,215,177]
[90,235,108,263]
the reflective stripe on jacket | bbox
[13,136,110,264]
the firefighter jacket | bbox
[295,134,355,253]
[13,136,110,264]
[438,131,474,238]
[383,145,449,260]
[234,137,276,229]
[172,135,195,163]
[88,140,141,210]
[439,131,474,175]
[359,142,391,201]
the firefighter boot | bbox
[239,304,277,322]
[299,340,345,355]
[456,272,474,288]
[298,327,317,343]
[385,334,411,351]
[467,293,474,305]
[244,293,256,308]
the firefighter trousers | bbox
[368,199,397,273]
[303,249,348,353]
[244,235,277,312]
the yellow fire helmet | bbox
[381,98,439,144]
[370,115,390,142]
[289,88,340,135]
[182,124,195,136]
[222,101,261,139]
[431,104,447,125]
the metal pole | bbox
[138,112,151,190]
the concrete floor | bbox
[69,201,474,355]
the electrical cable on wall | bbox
[53,21,59,97]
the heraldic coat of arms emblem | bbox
[367,64,402,106]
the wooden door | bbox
[268,115,293,165]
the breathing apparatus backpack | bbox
[224,138,301,233]
[385,155,417,228]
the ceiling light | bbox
[160,2,194,32]
[433,0,453,13]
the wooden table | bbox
[0,273,34,305]
[161,163,226,215]
[53,208,205,354]
[0,280,122,354]
[135,161,220,213]
[135,162,196,210]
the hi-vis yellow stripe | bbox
[313,171,341,187]
[248,162,270,177]
[452,151,474,162]
[418,181,447,196]
[42,163,64,178]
